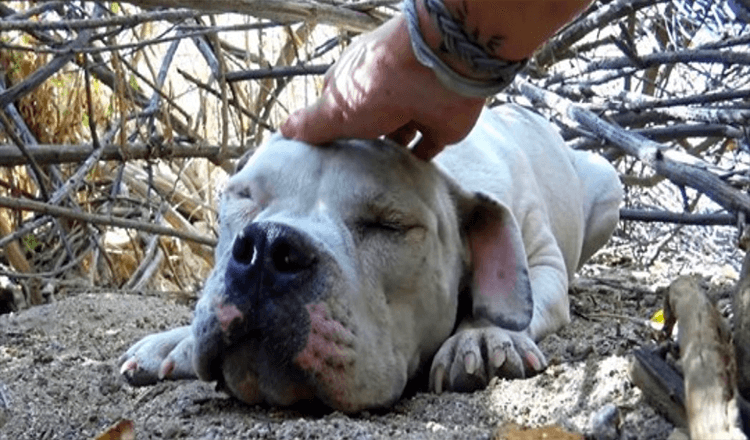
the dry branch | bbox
[225,63,331,81]
[0,8,202,32]
[121,168,215,264]
[662,276,745,439]
[0,196,216,247]
[517,79,750,217]
[0,142,245,166]
[118,0,390,32]
[0,213,41,304]
[0,0,746,310]
[548,50,750,85]
[619,209,736,226]
[533,0,665,69]
[629,347,687,428]
[734,252,750,434]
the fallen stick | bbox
[663,275,745,439]
[629,347,687,428]
[734,252,750,434]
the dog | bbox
[119,104,622,413]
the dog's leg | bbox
[428,259,569,393]
[118,326,197,386]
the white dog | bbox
[120,104,622,413]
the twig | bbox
[0,8,202,32]
[124,225,163,290]
[0,28,93,108]
[0,249,90,280]
[178,68,274,132]
[580,49,750,76]
[619,209,736,226]
[568,123,743,147]
[534,0,666,68]
[0,141,244,166]
[0,110,49,201]
[0,196,217,247]
[517,78,750,217]
[608,89,750,111]
[118,0,390,32]
[585,311,657,329]
[225,63,331,81]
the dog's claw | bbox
[490,348,505,369]
[118,326,197,386]
[159,358,175,380]
[120,358,137,375]
[433,364,446,394]
[464,353,477,375]
[429,325,546,393]
[524,352,542,372]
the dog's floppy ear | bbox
[234,149,254,174]
[453,186,533,331]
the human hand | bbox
[280,15,485,161]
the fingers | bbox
[280,98,344,146]
[410,132,442,161]
[385,121,419,146]
[280,82,388,145]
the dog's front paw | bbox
[118,326,197,386]
[429,325,546,393]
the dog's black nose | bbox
[226,222,316,300]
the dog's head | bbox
[191,135,532,412]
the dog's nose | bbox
[226,222,316,299]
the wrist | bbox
[402,0,526,98]
[413,0,490,80]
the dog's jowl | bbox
[119,104,622,412]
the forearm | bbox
[415,0,591,75]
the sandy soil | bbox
[0,255,695,440]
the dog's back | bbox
[436,104,621,277]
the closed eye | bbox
[358,220,404,234]
[235,186,252,199]
[224,180,254,201]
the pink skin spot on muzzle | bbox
[215,301,243,333]
[294,303,357,409]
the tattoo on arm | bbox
[437,0,506,59]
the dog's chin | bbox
[219,340,317,407]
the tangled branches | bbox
[0,0,748,307]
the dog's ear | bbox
[234,149,254,174]
[453,188,533,331]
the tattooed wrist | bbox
[426,0,508,75]
[402,0,526,97]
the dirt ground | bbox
[0,239,740,439]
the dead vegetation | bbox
[0,0,749,437]
[0,0,746,307]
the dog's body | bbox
[120,104,622,412]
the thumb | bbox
[279,96,348,145]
